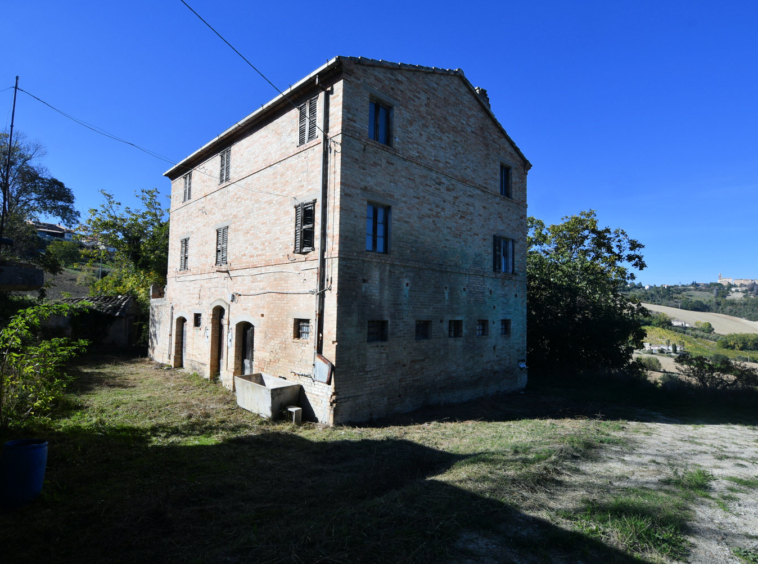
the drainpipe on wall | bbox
[314,78,330,360]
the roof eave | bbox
[164,56,343,179]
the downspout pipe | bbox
[315,79,330,359]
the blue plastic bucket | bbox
[0,439,48,507]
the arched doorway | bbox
[210,306,226,378]
[173,317,187,368]
[234,322,254,375]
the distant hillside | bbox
[642,303,758,335]
[624,282,758,321]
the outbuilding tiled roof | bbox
[59,295,134,317]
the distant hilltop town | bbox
[718,274,758,287]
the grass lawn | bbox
[2,355,756,563]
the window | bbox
[294,319,310,340]
[367,320,388,343]
[216,226,228,266]
[294,200,316,254]
[476,320,489,337]
[415,320,431,341]
[448,320,463,338]
[183,172,192,202]
[369,100,392,145]
[179,237,189,271]
[194,313,202,328]
[219,148,231,184]
[366,204,390,253]
[500,319,511,337]
[298,96,318,145]
[500,165,511,198]
[493,236,515,274]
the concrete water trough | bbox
[234,373,300,420]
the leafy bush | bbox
[0,304,89,427]
[674,354,758,390]
[46,240,82,267]
[717,333,758,351]
[694,321,715,334]
[638,356,662,372]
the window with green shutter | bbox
[216,227,228,266]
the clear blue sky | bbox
[2,0,756,285]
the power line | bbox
[177,0,337,144]
[18,88,177,165]
[16,87,295,201]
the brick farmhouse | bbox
[149,56,531,424]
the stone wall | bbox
[330,61,529,422]
[150,75,344,423]
[150,57,529,424]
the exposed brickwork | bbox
[150,57,529,424]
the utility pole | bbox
[1,76,19,241]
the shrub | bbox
[0,304,89,427]
[46,240,83,267]
[674,354,758,390]
[639,356,662,372]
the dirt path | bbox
[576,419,758,563]
[642,304,758,336]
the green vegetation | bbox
[80,189,169,343]
[724,476,758,489]
[733,547,758,563]
[718,333,758,351]
[528,210,646,373]
[638,356,662,372]
[45,240,83,267]
[566,487,690,560]
[644,326,756,361]
[0,303,89,428]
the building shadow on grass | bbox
[370,372,758,428]
[1,427,647,564]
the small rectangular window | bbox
[369,100,392,145]
[298,96,318,145]
[366,203,390,253]
[500,319,511,337]
[219,148,231,184]
[500,165,511,198]
[183,172,192,202]
[216,226,228,266]
[294,200,316,254]
[493,236,515,274]
[179,237,189,271]
[294,319,310,340]
[476,320,488,337]
[194,313,202,328]
[367,320,388,343]
[448,320,463,338]
[415,320,431,341]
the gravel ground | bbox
[575,418,758,563]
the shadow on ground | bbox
[1,426,644,564]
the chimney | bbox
[475,87,490,109]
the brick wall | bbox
[330,61,529,422]
[150,76,345,423]
[150,57,529,424]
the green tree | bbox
[0,303,89,428]
[46,240,82,267]
[80,189,168,342]
[675,354,758,390]
[1,132,78,281]
[527,210,647,373]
